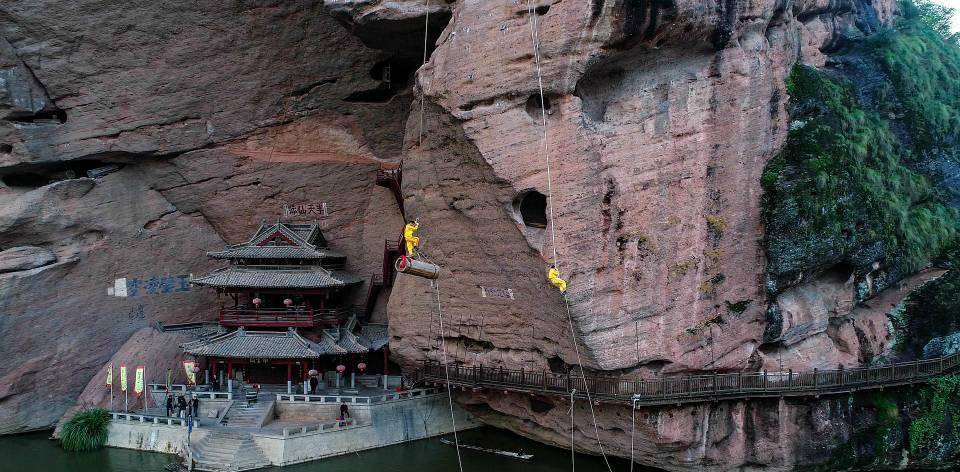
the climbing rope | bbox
[630,402,637,472]
[570,389,577,472]
[410,4,465,468]
[434,281,465,472]
[525,1,614,470]
[418,0,431,147]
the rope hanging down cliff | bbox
[434,280,465,472]
[525,1,614,471]
[411,2,465,470]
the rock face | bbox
[3,0,959,470]
[0,246,56,273]
[0,1,405,435]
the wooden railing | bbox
[416,353,960,406]
[218,307,350,328]
[375,163,404,217]
[220,307,314,327]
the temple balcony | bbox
[218,307,351,328]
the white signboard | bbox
[480,286,515,300]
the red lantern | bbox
[336,365,346,374]
[252,298,262,306]
[357,362,367,373]
[283,298,293,306]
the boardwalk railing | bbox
[417,353,960,406]
[149,384,233,400]
[276,388,440,404]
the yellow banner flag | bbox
[120,365,127,392]
[134,366,144,396]
[106,364,113,386]
[183,360,196,385]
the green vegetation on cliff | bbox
[909,375,960,454]
[762,14,960,294]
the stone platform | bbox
[105,388,479,471]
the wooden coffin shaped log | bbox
[396,255,440,279]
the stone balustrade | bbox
[109,411,187,427]
[275,388,439,404]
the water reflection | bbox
[0,427,662,472]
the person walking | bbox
[339,402,351,420]
[309,374,319,395]
[165,393,174,417]
[191,395,200,418]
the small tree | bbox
[904,0,960,44]
[60,408,110,452]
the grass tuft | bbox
[60,408,110,452]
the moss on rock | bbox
[763,16,960,296]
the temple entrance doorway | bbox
[246,361,289,385]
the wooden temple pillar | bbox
[287,363,293,394]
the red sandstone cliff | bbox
[0,0,939,470]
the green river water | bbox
[0,427,650,472]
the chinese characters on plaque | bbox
[108,275,191,297]
[283,202,328,218]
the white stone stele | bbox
[106,390,479,467]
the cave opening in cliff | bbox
[344,57,420,104]
[525,93,552,120]
[515,191,548,228]
[5,108,67,124]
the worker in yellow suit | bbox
[547,265,567,293]
[403,219,420,256]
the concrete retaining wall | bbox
[255,393,479,466]
[106,420,208,456]
[106,392,478,467]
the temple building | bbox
[182,222,390,392]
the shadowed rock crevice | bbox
[0,160,124,189]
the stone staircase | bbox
[219,399,273,428]
[192,430,270,471]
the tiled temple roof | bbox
[250,223,325,247]
[191,266,362,289]
[323,328,368,354]
[180,323,389,359]
[207,246,345,260]
[358,324,389,351]
[182,329,346,358]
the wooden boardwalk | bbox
[415,353,960,406]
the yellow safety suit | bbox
[403,222,420,256]
[547,267,567,293]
